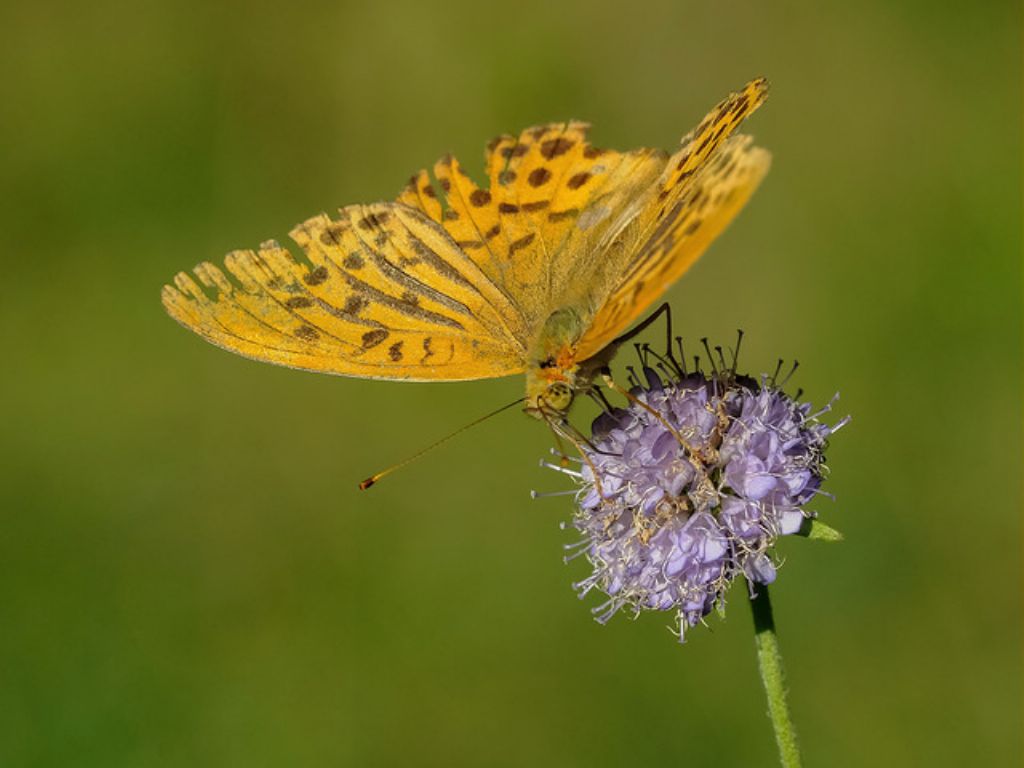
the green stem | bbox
[748,580,803,768]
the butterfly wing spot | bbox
[540,137,576,159]
[319,224,347,247]
[388,341,404,361]
[567,172,591,189]
[357,212,387,230]
[343,296,366,314]
[548,209,579,223]
[508,233,535,257]
[420,337,434,363]
[361,329,389,349]
[528,168,552,187]
[304,265,329,285]
[342,252,365,269]
[502,144,529,159]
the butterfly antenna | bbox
[359,397,525,489]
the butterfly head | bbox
[523,308,588,418]
[525,361,578,416]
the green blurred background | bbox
[1,1,1019,765]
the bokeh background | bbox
[1,1,1019,765]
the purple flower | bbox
[559,350,846,640]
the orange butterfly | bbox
[163,79,770,421]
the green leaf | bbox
[796,517,844,542]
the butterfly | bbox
[163,78,770,421]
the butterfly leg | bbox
[610,302,677,356]
[549,430,574,468]
[579,302,681,385]
[598,369,704,464]
[536,400,610,501]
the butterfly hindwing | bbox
[398,122,667,336]
[162,203,527,380]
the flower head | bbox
[560,343,846,640]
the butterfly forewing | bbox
[575,79,771,358]
[576,138,771,359]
